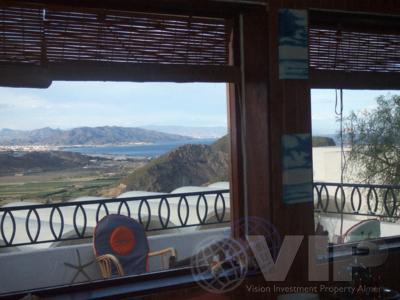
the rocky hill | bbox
[117,134,334,193]
[120,135,230,193]
[0,126,191,146]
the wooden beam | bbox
[227,17,245,239]
[274,0,400,15]
[0,64,51,88]
[49,62,240,83]
[240,11,271,224]
[266,0,314,286]
[310,9,400,35]
[232,10,273,295]
[0,62,240,86]
[0,0,264,18]
[310,69,400,90]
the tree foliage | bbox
[345,94,400,185]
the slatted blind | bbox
[0,5,231,67]
[309,11,400,74]
[310,27,400,73]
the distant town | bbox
[0,144,57,152]
[0,142,153,153]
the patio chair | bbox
[342,219,380,243]
[93,214,176,278]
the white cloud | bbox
[0,92,51,110]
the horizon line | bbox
[0,125,229,131]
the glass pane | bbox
[312,89,400,244]
[0,81,231,293]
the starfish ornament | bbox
[63,249,95,284]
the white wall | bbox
[312,146,351,183]
[0,227,230,295]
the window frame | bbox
[309,10,400,245]
[0,1,250,298]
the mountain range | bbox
[143,125,227,139]
[0,126,192,146]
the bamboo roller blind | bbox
[309,12,400,73]
[0,5,231,67]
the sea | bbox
[61,138,217,158]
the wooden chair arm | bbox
[96,254,124,279]
[96,248,176,277]
[148,247,176,258]
[149,247,177,269]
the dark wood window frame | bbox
[0,1,256,298]
[309,10,400,248]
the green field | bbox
[0,165,136,205]
[0,174,121,205]
[1,178,119,201]
[0,151,147,206]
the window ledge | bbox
[3,267,203,300]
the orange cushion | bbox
[109,226,136,256]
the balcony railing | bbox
[0,189,229,248]
[2,182,399,249]
[314,182,400,218]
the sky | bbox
[0,81,228,130]
[311,89,400,135]
[0,82,399,133]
